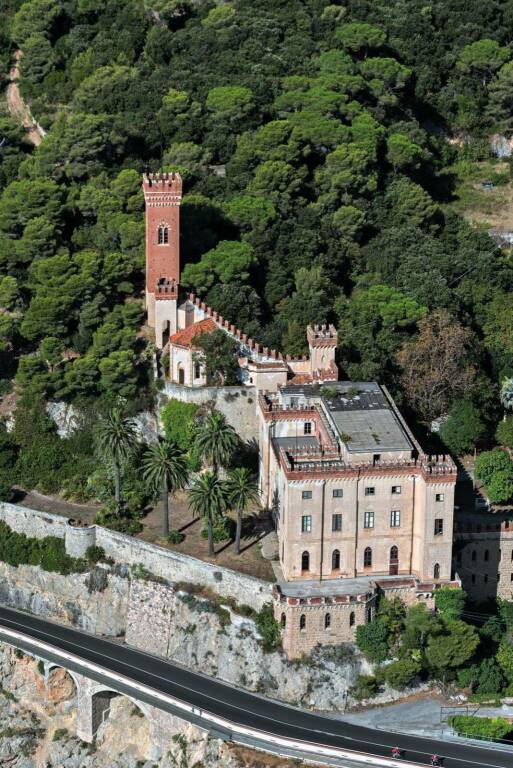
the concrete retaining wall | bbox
[161,383,258,444]
[0,502,272,610]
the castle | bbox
[144,172,462,658]
[143,172,338,390]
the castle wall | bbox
[161,382,259,444]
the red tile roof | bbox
[169,318,218,348]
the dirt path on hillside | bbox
[6,49,45,146]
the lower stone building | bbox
[453,511,513,603]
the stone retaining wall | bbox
[161,383,258,444]
[0,502,272,611]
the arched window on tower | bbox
[300,614,306,631]
[324,613,331,629]
[280,613,286,629]
[332,549,340,571]
[158,224,169,245]
[349,611,355,627]
[301,551,310,572]
[433,563,440,580]
[364,547,372,567]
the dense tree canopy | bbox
[0,0,511,441]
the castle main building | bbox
[143,172,460,658]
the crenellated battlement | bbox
[143,172,182,193]
[307,324,338,348]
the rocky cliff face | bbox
[166,590,366,710]
[0,562,128,636]
[0,643,303,768]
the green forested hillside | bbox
[1,0,513,433]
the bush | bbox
[487,469,513,504]
[384,658,421,690]
[85,545,106,564]
[0,521,85,575]
[496,417,513,450]
[356,619,389,663]
[160,399,201,470]
[351,674,380,700]
[95,505,143,535]
[440,401,485,455]
[254,604,281,652]
[434,586,466,619]
[200,516,234,542]
[167,529,185,544]
[449,715,512,741]
[475,449,512,486]
[475,658,505,695]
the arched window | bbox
[301,551,310,572]
[325,613,331,629]
[280,613,286,628]
[299,614,306,631]
[194,362,201,379]
[332,549,340,570]
[389,545,399,575]
[158,225,169,244]
[349,611,355,627]
[434,563,440,580]
[364,547,372,567]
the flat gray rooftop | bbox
[278,575,417,598]
[328,406,412,453]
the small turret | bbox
[307,324,338,380]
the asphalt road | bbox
[0,604,512,768]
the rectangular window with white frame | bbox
[364,510,374,529]
[333,488,343,498]
[392,485,401,495]
[390,510,401,528]
[302,490,312,500]
[365,487,375,497]
[301,515,312,533]
[304,422,312,435]
[435,493,445,502]
[332,513,342,532]
[434,518,443,536]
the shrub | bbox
[476,658,505,695]
[200,516,234,542]
[434,586,466,619]
[351,674,379,700]
[167,529,185,545]
[440,401,485,455]
[255,604,281,652]
[496,417,513,450]
[85,545,106,564]
[449,715,512,741]
[0,521,85,575]
[52,728,68,741]
[95,505,143,535]
[356,619,389,663]
[475,449,512,486]
[384,657,421,689]
[487,469,513,504]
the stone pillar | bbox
[147,706,187,760]
[75,675,96,743]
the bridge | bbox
[0,605,512,768]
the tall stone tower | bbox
[142,172,182,348]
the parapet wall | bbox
[0,502,272,611]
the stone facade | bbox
[257,382,458,657]
[454,512,513,602]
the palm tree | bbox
[226,468,259,555]
[188,472,227,556]
[194,411,238,477]
[142,439,189,537]
[95,407,138,514]
[501,378,513,414]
